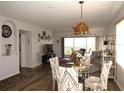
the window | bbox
[116,19,124,66]
[64,38,73,56]
[64,37,96,57]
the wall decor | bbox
[2,25,12,38]
[5,44,12,56]
[1,20,17,56]
[41,31,51,40]
[38,33,41,42]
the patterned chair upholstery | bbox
[85,60,112,91]
[49,57,59,90]
[56,66,83,91]
[83,56,91,65]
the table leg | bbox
[83,72,89,91]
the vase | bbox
[74,58,81,67]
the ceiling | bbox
[0,1,123,32]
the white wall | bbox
[0,18,19,81]
[32,30,53,67]
[53,29,104,58]
[106,4,124,90]
[116,19,124,91]
[0,15,53,80]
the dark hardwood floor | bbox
[0,64,120,91]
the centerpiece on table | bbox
[73,51,87,70]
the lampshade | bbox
[72,1,89,35]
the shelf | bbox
[103,44,115,46]
[109,76,114,78]
[102,35,116,80]
[111,66,115,68]
[103,55,115,57]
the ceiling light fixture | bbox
[72,1,89,35]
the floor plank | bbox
[0,64,120,91]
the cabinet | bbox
[42,54,55,64]
[102,35,116,79]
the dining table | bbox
[59,60,100,91]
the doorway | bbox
[19,30,32,71]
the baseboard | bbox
[0,71,20,81]
[115,79,124,91]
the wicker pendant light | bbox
[72,1,89,35]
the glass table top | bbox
[60,62,100,74]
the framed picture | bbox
[42,31,46,37]
[2,25,12,38]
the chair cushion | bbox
[85,76,100,88]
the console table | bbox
[42,54,55,64]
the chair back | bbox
[100,60,112,90]
[83,56,91,65]
[57,66,82,91]
[50,57,59,79]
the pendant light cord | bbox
[81,3,83,20]
[86,36,87,56]
[80,1,84,21]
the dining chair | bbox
[56,66,83,91]
[83,56,91,65]
[49,57,59,90]
[85,60,112,91]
